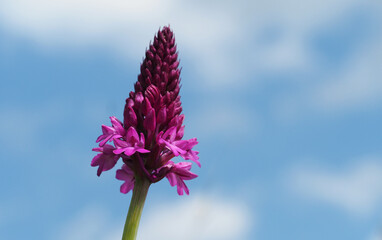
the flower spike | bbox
[91,26,199,196]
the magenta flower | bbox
[91,144,120,176]
[113,127,149,156]
[96,116,125,146]
[116,164,135,194]
[91,26,199,196]
[164,161,198,195]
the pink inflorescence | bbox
[91,27,199,195]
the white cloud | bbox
[54,205,122,240]
[288,158,382,216]
[272,27,382,121]
[370,231,382,240]
[311,38,382,112]
[0,102,67,152]
[2,0,381,119]
[0,0,375,89]
[0,98,111,153]
[139,194,252,240]
[188,104,258,139]
[55,194,252,240]
[0,0,244,87]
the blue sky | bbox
[1,0,382,239]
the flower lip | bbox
[112,130,150,156]
[96,116,125,146]
[91,144,120,176]
[116,164,135,194]
[165,161,198,195]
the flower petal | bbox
[143,108,156,132]
[163,140,187,156]
[91,148,120,176]
[91,153,102,167]
[124,107,137,127]
[162,126,177,141]
[165,161,197,195]
[135,148,150,153]
[126,127,139,143]
[180,150,201,167]
[122,147,137,156]
[120,181,134,194]
[116,164,135,194]
[113,148,127,155]
[113,138,129,148]
[110,116,125,135]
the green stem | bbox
[122,176,151,240]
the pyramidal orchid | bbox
[91,26,199,240]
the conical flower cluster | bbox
[91,27,199,195]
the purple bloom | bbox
[113,127,149,156]
[91,26,199,195]
[164,161,198,195]
[157,128,200,167]
[116,164,135,194]
[96,117,125,146]
[91,144,120,176]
